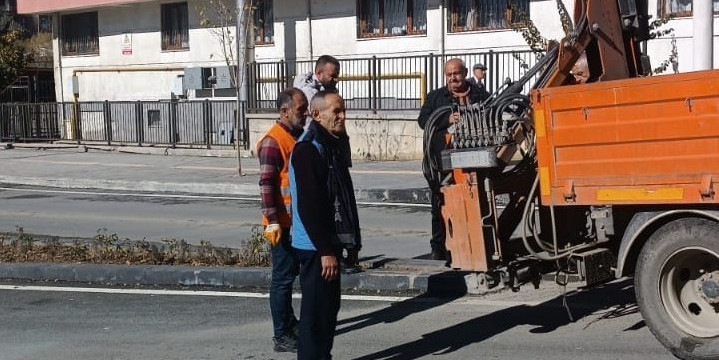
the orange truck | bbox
[427,0,719,359]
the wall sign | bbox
[122,32,132,55]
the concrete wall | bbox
[248,112,423,160]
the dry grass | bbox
[0,227,271,267]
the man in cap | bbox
[468,63,488,95]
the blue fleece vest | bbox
[289,127,325,251]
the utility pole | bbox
[235,0,249,176]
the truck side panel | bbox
[532,70,719,206]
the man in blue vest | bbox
[289,91,359,360]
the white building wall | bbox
[255,0,576,60]
[255,0,718,72]
[646,15,719,74]
[54,0,237,102]
[51,0,718,102]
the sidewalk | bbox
[0,144,430,204]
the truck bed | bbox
[532,69,719,206]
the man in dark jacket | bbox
[289,91,360,360]
[417,58,490,261]
[468,63,488,94]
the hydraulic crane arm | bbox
[543,0,651,87]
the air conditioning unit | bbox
[183,66,235,90]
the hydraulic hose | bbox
[520,174,597,261]
[422,105,454,186]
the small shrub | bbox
[237,226,271,267]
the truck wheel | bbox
[635,217,719,360]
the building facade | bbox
[17,0,718,103]
[15,0,719,159]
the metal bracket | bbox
[700,175,714,200]
[563,180,576,203]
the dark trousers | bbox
[430,189,446,253]
[295,248,341,360]
[269,229,299,338]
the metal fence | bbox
[1,50,541,143]
[0,100,249,149]
[0,103,62,141]
[248,50,542,112]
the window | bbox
[61,12,99,56]
[658,0,719,17]
[358,0,427,38]
[39,15,52,33]
[147,110,161,127]
[162,2,189,50]
[448,0,528,32]
[0,0,14,13]
[253,0,273,44]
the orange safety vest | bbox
[257,123,296,228]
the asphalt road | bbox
[0,186,430,259]
[0,279,675,360]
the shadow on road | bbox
[351,279,638,360]
[337,293,464,336]
[337,271,468,336]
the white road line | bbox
[99,163,152,168]
[12,159,99,165]
[0,284,553,307]
[0,186,261,201]
[0,285,411,302]
[174,165,248,172]
[454,298,543,307]
[351,170,423,175]
[0,187,431,208]
[356,201,430,208]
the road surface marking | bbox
[0,285,411,302]
[0,284,566,308]
[173,166,421,176]
[0,187,431,208]
[99,163,152,168]
[174,165,248,172]
[7,158,151,168]
[12,159,99,166]
[0,186,261,201]
[351,170,423,175]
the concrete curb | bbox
[0,176,431,204]
[9,142,250,158]
[0,263,468,294]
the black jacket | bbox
[468,77,487,94]
[291,121,361,254]
[417,82,490,188]
[418,82,489,131]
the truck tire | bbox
[635,217,719,360]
